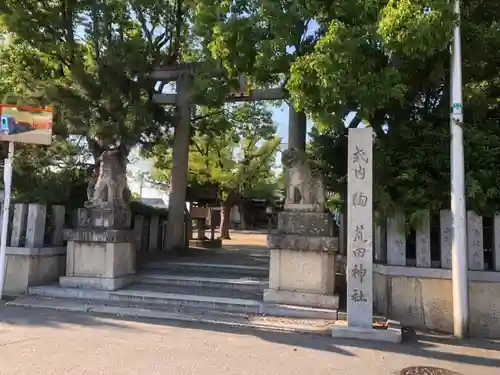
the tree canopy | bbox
[188,0,500,222]
[0,0,498,225]
[146,102,281,237]
[0,0,181,158]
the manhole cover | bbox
[401,367,462,375]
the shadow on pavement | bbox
[2,305,499,368]
[0,304,138,331]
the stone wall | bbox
[374,266,500,337]
[373,210,500,338]
[2,202,176,296]
[3,204,66,295]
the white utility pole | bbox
[0,141,14,300]
[450,0,469,338]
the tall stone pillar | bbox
[288,106,306,151]
[284,106,307,202]
[165,72,192,252]
[331,128,401,342]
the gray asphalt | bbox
[0,306,499,375]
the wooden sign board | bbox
[191,206,209,219]
[0,104,53,145]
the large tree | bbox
[190,0,500,223]
[288,0,500,221]
[0,31,90,205]
[147,102,281,239]
[0,0,185,198]
[191,1,319,103]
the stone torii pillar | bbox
[165,71,193,252]
[288,106,306,151]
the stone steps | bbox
[142,261,269,278]
[125,283,265,307]
[26,285,263,314]
[9,259,339,332]
[12,281,338,320]
[136,272,268,293]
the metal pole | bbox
[0,141,14,300]
[450,0,469,338]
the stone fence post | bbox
[10,203,28,247]
[386,211,406,266]
[51,205,66,246]
[25,204,47,248]
[149,214,160,252]
[3,203,67,296]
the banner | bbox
[0,104,53,145]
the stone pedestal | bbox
[264,210,339,309]
[60,206,136,291]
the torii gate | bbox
[151,63,306,251]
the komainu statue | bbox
[282,148,325,211]
[89,148,130,207]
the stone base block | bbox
[331,321,402,343]
[278,212,334,236]
[268,248,336,299]
[264,288,339,309]
[77,206,132,229]
[267,233,338,252]
[284,203,323,212]
[60,275,134,291]
[66,238,135,280]
[4,247,66,296]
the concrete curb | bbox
[8,297,334,336]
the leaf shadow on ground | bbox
[2,305,500,369]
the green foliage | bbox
[285,0,500,221]
[0,0,191,203]
[0,39,90,204]
[193,0,318,88]
[326,195,342,212]
[7,140,89,207]
[0,0,181,152]
[147,102,281,202]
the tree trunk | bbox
[165,74,192,253]
[219,190,238,239]
[219,202,232,240]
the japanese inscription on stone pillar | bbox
[347,128,373,329]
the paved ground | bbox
[3,231,499,374]
[183,230,270,267]
[0,306,499,375]
[221,229,269,247]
